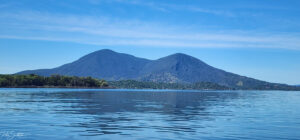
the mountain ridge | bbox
[17,49,290,89]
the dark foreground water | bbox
[0,88,300,140]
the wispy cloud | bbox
[0,11,300,50]
[88,0,234,16]
[88,0,169,12]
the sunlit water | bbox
[0,88,300,140]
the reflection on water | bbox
[0,88,300,140]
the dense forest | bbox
[1,74,299,90]
[108,80,231,90]
[0,74,108,88]
[109,80,300,90]
[0,74,229,90]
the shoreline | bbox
[0,86,115,89]
[1,86,300,91]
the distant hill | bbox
[18,49,150,80]
[17,49,297,90]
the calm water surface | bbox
[0,88,300,140]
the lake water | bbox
[0,88,300,140]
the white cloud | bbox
[0,11,300,50]
[87,0,234,16]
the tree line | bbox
[0,74,108,88]
[108,80,231,90]
[108,80,300,90]
[1,74,298,90]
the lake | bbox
[0,88,300,140]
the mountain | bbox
[17,49,290,89]
[139,53,268,87]
[19,49,150,81]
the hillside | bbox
[17,49,295,89]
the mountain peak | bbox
[92,49,117,55]
[160,52,203,64]
[172,53,189,56]
[98,49,115,52]
[80,49,119,60]
[167,53,192,59]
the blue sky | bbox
[0,0,300,85]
